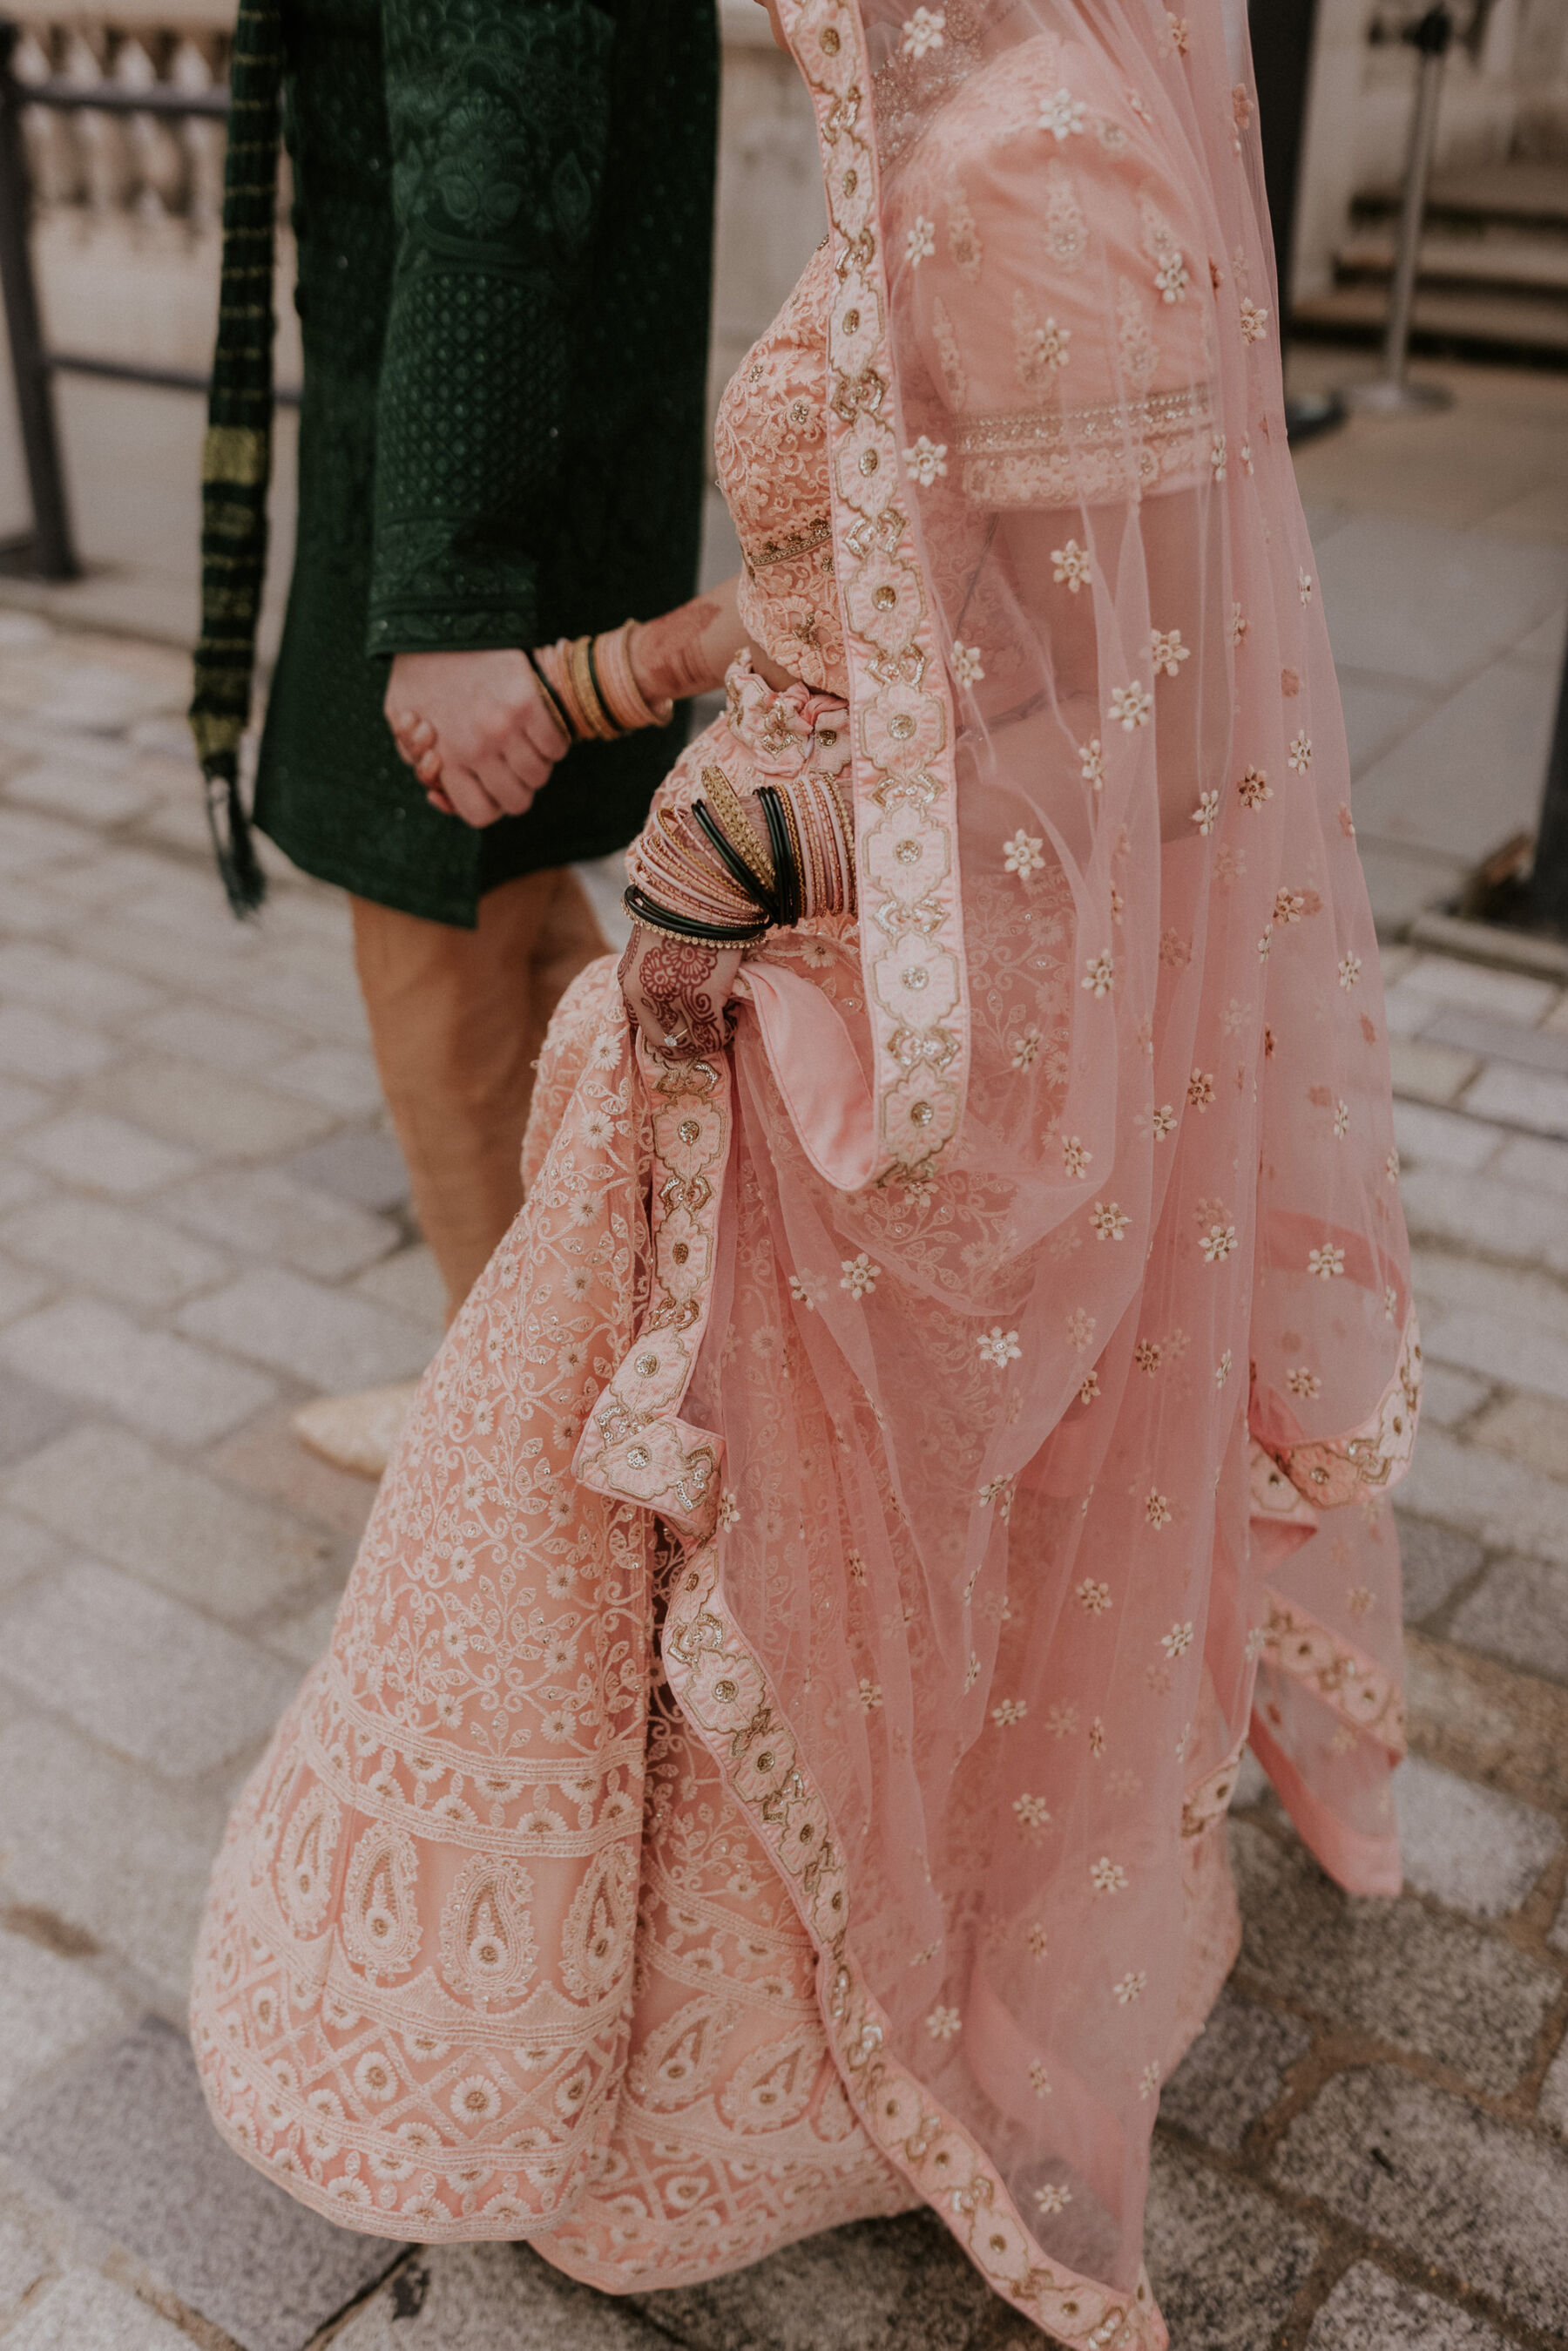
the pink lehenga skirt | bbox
[192,664,1405,2351]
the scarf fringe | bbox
[187,0,283,921]
[203,757,267,917]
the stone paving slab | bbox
[285,1130,410,1214]
[89,1054,341,1162]
[0,2018,402,2351]
[1541,2042,1568,2137]
[0,1511,62,1597]
[6,1424,332,1621]
[1396,1430,1568,1569]
[335,2246,667,2351]
[1142,2138,1322,2351]
[1394,1512,1484,1623]
[159,1167,401,1282]
[1450,1555,1568,1684]
[0,1562,298,1776]
[1471,1391,1568,1482]
[15,1110,197,1197]
[3,2267,198,2351]
[1,1196,233,1311]
[1393,1754,1563,1919]
[1231,1821,1560,2095]
[1272,2067,1568,2335]
[0,1925,127,2113]
[0,1081,52,1139]
[0,1255,56,1330]
[0,2198,52,2312]
[207,1408,379,1548]
[0,938,164,1026]
[0,1368,78,1471]
[629,2211,991,2351]
[176,1267,433,1392]
[0,1710,231,2005]
[1155,1985,1314,2155]
[0,1297,277,1447]
[1403,1630,1568,1817]
[1396,1165,1568,1278]
[1305,2263,1515,2350]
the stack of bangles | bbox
[623,762,855,945]
[531,621,673,742]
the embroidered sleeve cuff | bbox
[365,598,542,661]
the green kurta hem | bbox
[252,0,717,926]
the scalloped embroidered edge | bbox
[575,1037,1164,2344]
[785,0,970,1183]
[1260,1589,1406,1755]
[662,1531,1166,2351]
[1263,1311,1422,1511]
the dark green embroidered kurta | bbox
[253,0,717,925]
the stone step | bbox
[1352,159,1568,236]
[1335,228,1568,298]
[1291,280,1568,361]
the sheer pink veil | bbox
[708,0,1418,2327]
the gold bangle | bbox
[535,640,591,741]
[700,763,775,896]
[568,635,619,742]
[595,620,673,730]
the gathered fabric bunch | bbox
[624,759,855,944]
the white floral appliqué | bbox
[902,434,947,486]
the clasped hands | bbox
[384,589,782,1065]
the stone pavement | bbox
[0,607,1565,2351]
[1287,346,1568,938]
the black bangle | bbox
[691,798,780,925]
[756,786,802,928]
[622,887,767,945]
[585,635,626,735]
[525,652,572,744]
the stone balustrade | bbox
[9,4,235,239]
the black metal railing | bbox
[0,17,295,581]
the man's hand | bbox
[386,648,569,829]
[618,925,741,1062]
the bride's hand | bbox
[618,926,743,1062]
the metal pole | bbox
[0,18,77,577]
[1342,3,1453,417]
[1524,633,1568,938]
[1249,0,1346,446]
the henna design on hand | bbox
[618,928,735,1060]
[632,598,723,705]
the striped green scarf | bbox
[187,0,283,915]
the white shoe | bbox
[292,1381,420,1478]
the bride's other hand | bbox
[628,574,801,709]
[385,647,569,829]
[618,925,742,1062]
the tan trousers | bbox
[351,866,606,1320]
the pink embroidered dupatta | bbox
[653,0,1417,2327]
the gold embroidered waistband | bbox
[954,381,1218,511]
[953,380,1216,457]
[742,518,833,576]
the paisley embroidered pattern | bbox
[192,963,915,2264]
